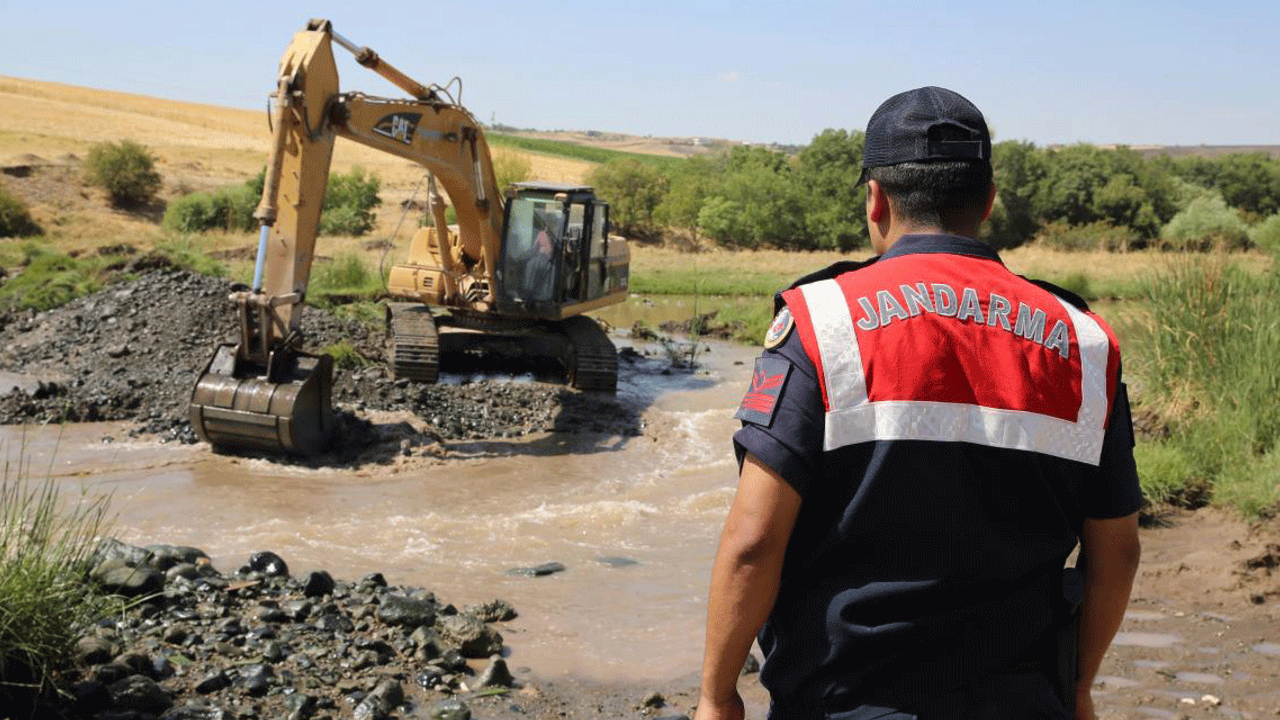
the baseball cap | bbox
[856,86,991,186]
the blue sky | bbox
[2,0,1276,148]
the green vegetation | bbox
[320,168,381,236]
[0,185,40,238]
[1251,214,1280,255]
[1162,193,1250,250]
[310,253,385,307]
[491,151,532,191]
[163,167,381,236]
[83,139,162,208]
[1131,258,1280,516]
[319,339,369,369]
[1,464,115,711]
[487,133,682,170]
[0,247,113,311]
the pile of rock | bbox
[64,538,520,720]
[0,266,646,452]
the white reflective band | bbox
[1057,297,1110,434]
[804,280,1114,466]
[824,401,1107,465]
[800,280,867,408]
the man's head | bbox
[858,86,996,250]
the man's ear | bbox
[982,181,997,221]
[867,179,890,224]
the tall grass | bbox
[310,253,386,307]
[1131,257,1280,514]
[1,449,115,710]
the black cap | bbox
[857,86,991,185]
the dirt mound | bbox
[0,269,646,459]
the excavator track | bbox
[563,316,618,392]
[387,303,440,383]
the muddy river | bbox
[2,330,759,684]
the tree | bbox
[983,140,1045,249]
[83,139,162,208]
[587,159,668,240]
[793,129,867,250]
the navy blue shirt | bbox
[733,237,1142,718]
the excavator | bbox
[189,19,629,456]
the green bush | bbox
[1249,214,1280,255]
[320,167,381,236]
[1,467,114,711]
[0,251,104,311]
[162,184,258,233]
[0,186,40,238]
[320,340,369,369]
[1161,193,1250,250]
[1037,221,1140,252]
[310,253,384,306]
[83,139,162,208]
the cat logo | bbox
[372,113,421,144]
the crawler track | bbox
[386,303,440,383]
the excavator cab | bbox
[496,183,626,317]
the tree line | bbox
[587,132,1280,254]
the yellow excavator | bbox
[189,19,629,456]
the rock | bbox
[302,570,334,597]
[96,564,165,598]
[94,538,152,567]
[597,555,639,568]
[163,626,189,645]
[76,635,116,665]
[70,679,112,716]
[194,671,231,694]
[115,651,154,678]
[741,652,761,675]
[166,563,201,582]
[145,545,209,570]
[464,598,518,622]
[109,675,173,714]
[161,705,229,720]
[376,594,436,627]
[283,693,316,720]
[430,697,472,720]
[237,664,273,696]
[476,655,515,689]
[354,678,404,719]
[506,561,566,577]
[247,551,289,577]
[439,613,504,658]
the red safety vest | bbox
[780,251,1121,466]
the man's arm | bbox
[695,453,803,720]
[1074,512,1141,720]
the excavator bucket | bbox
[189,344,335,456]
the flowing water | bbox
[2,333,760,683]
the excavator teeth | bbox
[189,344,335,456]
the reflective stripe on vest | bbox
[796,278,1112,466]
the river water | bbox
[1,324,760,684]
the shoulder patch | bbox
[764,307,794,349]
[734,356,792,427]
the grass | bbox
[487,133,684,171]
[1,447,116,711]
[1129,256,1280,516]
[309,253,386,307]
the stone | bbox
[439,614,503,658]
[247,551,289,577]
[109,675,173,714]
[237,664,273,696]
[476,655,515,689]
[70,679,112,716]
[302,570,334,598]
[597,555,639,567]
[145,544,210,571]
[194,671,231,694]
[160,705,229,720]
[741,652,761,675]
[115,651,154,678]
[505,562,566,577]
[643,692,666,708]
[166,563,201,583]
[163,626,189,645]
[464,599,518,622]
[376,594,436,627]
[96,564,165,598]
[283,693,316,720]
[94,538,152,567]
[430,697,472,720]
[76,635,115,665]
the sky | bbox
[2,0,1277,149]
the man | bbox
[695,87,1142,720]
